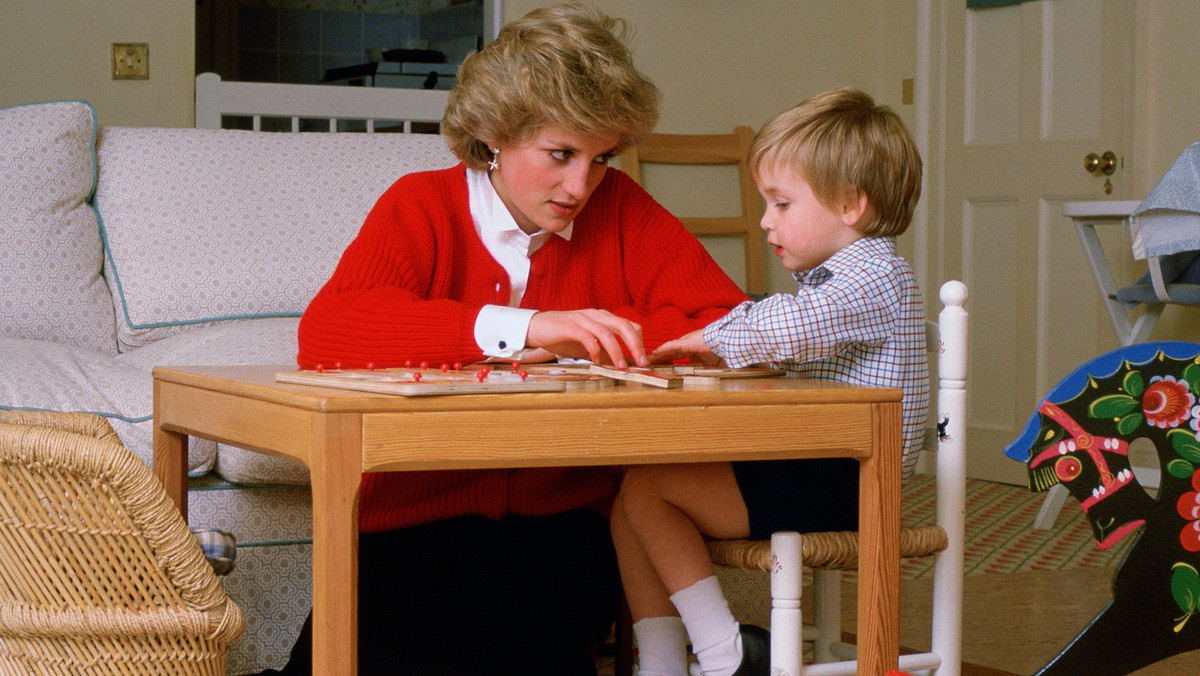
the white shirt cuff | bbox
[475,305,537,358]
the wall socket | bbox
[112,43,149,80]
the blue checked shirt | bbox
[703,236,930,479]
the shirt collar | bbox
[794,236,897,286]
[466,168,574,241]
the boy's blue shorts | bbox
[732,457,859,540]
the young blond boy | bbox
[611,88,929,676]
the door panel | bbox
[937,0,1134,484]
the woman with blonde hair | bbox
[267,4,747,675]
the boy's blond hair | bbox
[749,88,922,237]
[442,2,660,170]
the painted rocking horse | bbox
[1004,341,1200,675]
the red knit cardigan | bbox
[298,164,747,531]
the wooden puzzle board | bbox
[275,363,615,397]
[588,364,785,388]
[277,363,783,396]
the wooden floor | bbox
[597,566,1200,675]
[850,567,1200,675]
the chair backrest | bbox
[195,72,450,133]
[618,126,765,295]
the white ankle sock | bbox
[669,575,743,676]
[632,616,689,676]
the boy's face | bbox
[755,167,868,273]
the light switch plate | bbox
[112,43,149,80]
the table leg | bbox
[309,413,363,676]
[857,401,902,674]
[152,379,189,520]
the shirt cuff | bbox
[475,304,537,358]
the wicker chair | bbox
[0,410,244,675]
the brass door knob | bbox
[1084,151,1117,176]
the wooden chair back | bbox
[618,126,765,295]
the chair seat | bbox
[707,524,948,571]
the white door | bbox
[930,0,1135,484]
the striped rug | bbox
[897,474,1133,579]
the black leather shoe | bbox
[731,623,770,676]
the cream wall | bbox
[0,0,195,128]
[0,0,913,294]
[4,1,1197,305]
[1128,1,1200,342]
[1133,1,1200,190]
[505,1,918,294]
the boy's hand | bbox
[526,309,647,368]
[648,328,720,365]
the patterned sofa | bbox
[0,99,458,674]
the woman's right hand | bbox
[526,309,647,368]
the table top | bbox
[153,364,901,413]
[153,365,903,472]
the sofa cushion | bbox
[0,337,215,474]
[0,101,116,354]
[94,128,458,350]
[215,444,311,485]
[115,316,311,485]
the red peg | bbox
[419,361,429,369]
[476,370,487,382]
[518,370,528,381]
[512,361,521,371]
[453,362,462,371]
[441,363,449,373]
[333,362,342,370]
[412,372,422,382]
[366,362,375,371]
[405,360,413,368]
[315,364,325,372]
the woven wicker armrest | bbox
[0,410,244,675]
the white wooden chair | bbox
[194,72,450,133]
[618,127,766,296]
[702,280,968,676]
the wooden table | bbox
[152,365,903,675]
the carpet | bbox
[897,474,1133,579]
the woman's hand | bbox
[526,309,647,368]
[647,328,721,365]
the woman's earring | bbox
[488,148,500,171]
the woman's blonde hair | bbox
[442,2,660,170]
[750,88,922,237]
